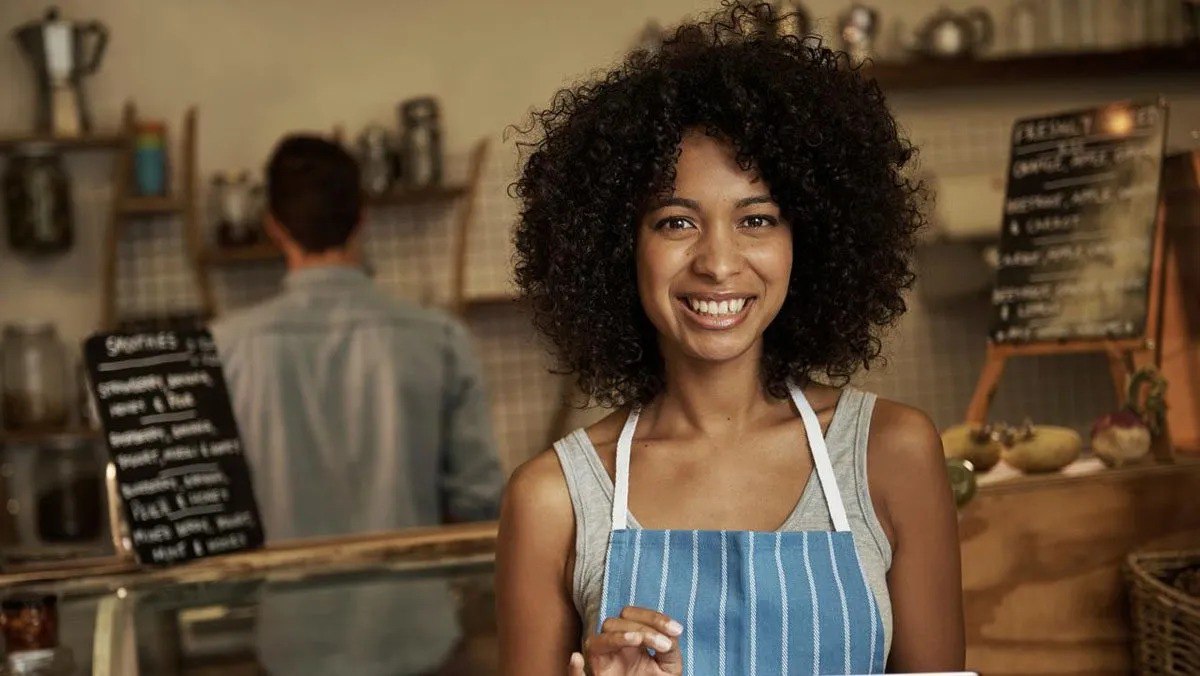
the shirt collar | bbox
[283,265,371,291]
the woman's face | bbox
[636,130,793,365]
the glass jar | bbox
[1,324,70,432]
[34,437,102,543]
[0,592,74,675]
[0,594,57,653]
[2,144,73,255]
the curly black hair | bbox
[513,1,924,408]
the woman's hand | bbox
[567,607,684,675]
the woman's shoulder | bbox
[504,404,627,520]
[867,396,941,454]
[862,395,947,539]
[505,449,572,518]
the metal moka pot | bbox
[13,7,109,136]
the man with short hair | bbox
[212,135,502,674]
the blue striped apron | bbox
[597,384,886,675]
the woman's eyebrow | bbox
[735,195,775,208]
[649,196,701,210]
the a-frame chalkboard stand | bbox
[965,201,1174,452]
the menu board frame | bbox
[83,329,265,565]
[965,99,1171,426]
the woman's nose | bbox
[690,227,743,282]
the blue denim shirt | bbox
[211,265,502,539]
[210,265,502,674]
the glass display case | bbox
[0,523,498,676]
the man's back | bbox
[212,265,502,538]
[210,265,502,675]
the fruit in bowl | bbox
[1091,409,1151,468]
[998,420,1082,473]
[1091,367,1168,468]
[941,423,1002,472]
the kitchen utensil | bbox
[212,171,264,248]
[12,7,108,136]
[838,4,878,64]
[632,19,667,53]
[398,98,443,188]
[773,0,812,39]
[1046,0,1082,50]
[3,144,73,256]
[34,436,102,543]
[1,323,70,432]
[909,7,994,59]
[1006,0,1043,53]
[356,125,398,198]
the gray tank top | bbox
[552,386,893,658]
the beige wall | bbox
[0,0,725,343]
[1,0,1197,346]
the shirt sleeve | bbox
[439,320,504,521]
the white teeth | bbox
[686,297,749,317]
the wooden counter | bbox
[2,461,1198,675]
[0,521,498,595]
[962,458,1200,675]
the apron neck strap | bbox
[788,383,852,532]
[610,386,852,533]
[611,407,640,531]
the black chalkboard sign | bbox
[84,329,264,565]
[991,100,1168,343]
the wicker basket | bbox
[1126,549,1200,675]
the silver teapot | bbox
[906,7,994,60]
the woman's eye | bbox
[655,216,694,231]
[742,215,778,229]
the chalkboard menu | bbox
[991,100,1168,343]
[84,330,264,565]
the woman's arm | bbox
[870,401,966,672]
[496,450,582,675]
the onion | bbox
[1091,409,1151,468]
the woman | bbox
[496,3,964,674]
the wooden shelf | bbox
[462,293,522,308]
[117,196,186,216]
[0,133,127,153]
[0,427,101,446]
[866,45,1200,90]
[202,243,283,265]
[364,184,468,207]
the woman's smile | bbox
[676,294,756,330]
